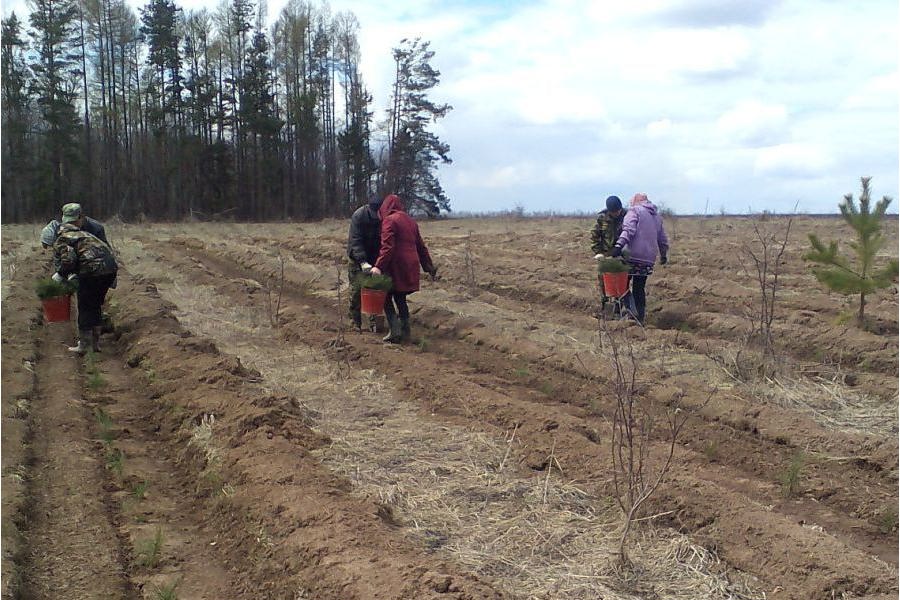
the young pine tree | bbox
[804,177,898,326]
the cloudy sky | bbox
[329,0,899,214]
[5,0,897,214]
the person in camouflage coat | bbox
[590,195,627,308]
[52,203,118,354]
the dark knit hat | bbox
[605,195,623,212]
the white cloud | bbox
[646,118,673,137]
[716,100,788,146]
[842,72,900,110]
[754,143,833,178]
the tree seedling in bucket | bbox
[356,273,393,291]
[35,277,75,299]
[596,257,630,274]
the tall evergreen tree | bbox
[28,0,83,211]
[1,14,34,220]
[241,29,283,217]
[140,0,180,131]
[386,37,452,216]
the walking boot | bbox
[68,330,91,354]
[382,313,402,343]
[350,309,362,331]
[92,326,103,352]
[400,318,411,342]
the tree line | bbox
[1,0,452,222]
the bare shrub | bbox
[463,230,477,292]
[603,324,696,565]
[264,253,285,327]
[738,215,793,376]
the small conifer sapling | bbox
[804,177,898,326]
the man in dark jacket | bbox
[52,204,118,353]
[590,195,627,311]
[346,195,383,329]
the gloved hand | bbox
[660,254,668,265]
[52,272,64,283]
[360,262,373,274]
[428,265,439,280]
[593,253,604,260]
[609,246,623,258]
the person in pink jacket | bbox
[609,193,669,324]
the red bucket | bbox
[602,272,629,298]
[360,288,388,316]
[42,295,72,323]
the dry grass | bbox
[764,377,897,436]
[324,421,763,600]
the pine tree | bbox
[386,37,452,217]
[28,0,83,210]
[2,13,34,221]
[140,0,181,132]
[804,177,899,326]
[241,29,283,217]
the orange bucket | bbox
[42,295,72,322]
[602,272,629,298]
[360,288,388,316]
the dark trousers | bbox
[383,292,409,321]
[628,274,648,324]
[77,273,116,330]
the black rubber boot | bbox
[400,318,411,342]
[383,313,402,343]
[92,326,102,352]
[350,309,362,330]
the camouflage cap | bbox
[61,203,82,223]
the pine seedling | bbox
[780,452,804,498]
[106,447,125,478]
[878,506,898,534]
[94,406,113,430]
[131,480,149,501]
[87,370,105,390]
[97,415,116,444]
[804,177,898,326]
[136,528,164,568]
[153,580,179,600]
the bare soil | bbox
[2,216,897,600]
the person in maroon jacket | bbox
[370,194,437,343]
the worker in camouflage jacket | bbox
[590,195,627,307]
[346,195,383,329]
[41,215,109,249]
[52,203,118,354]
